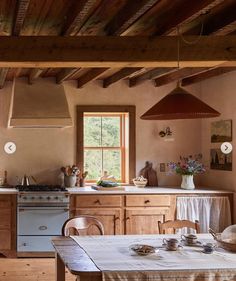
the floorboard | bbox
[0,258,75,281]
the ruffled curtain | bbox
[176,196,232,233]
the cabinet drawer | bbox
[75,195,122,207]
[126,195,171,207]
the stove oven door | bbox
[17,206,69,255]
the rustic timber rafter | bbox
[129,68,177,87]
[105,0,159,36]
[0,36,235,68]
[56,68,80,84]
[103,68,143,88]
[28,68,44,84]
[77,68,108,88]
[12,0,31,36]
[61,0,97,36]
[154,67,208,87]
[181,67,236,86]
[0,68,9,89]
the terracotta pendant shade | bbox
[140,86,220,120]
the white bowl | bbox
[133,179,147,188]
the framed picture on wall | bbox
[211,120,232,143]
[210,149,232,171]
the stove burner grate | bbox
[16,185,67,192]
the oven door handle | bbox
[18,208,69,212]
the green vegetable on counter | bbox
[96,180,119,187]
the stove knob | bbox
[31,197,35,200]
[39,196,43,199]
[54,196,58,200]
[47,196,51,200]
[23,196,27,200]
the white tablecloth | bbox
[71,234,236,281]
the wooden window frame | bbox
[77,105,136,184]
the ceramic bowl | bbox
[129,244,158,256]
[133,179,148,188]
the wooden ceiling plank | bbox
[28,68,44,84]
[62,0,98,36]
[154,67,208,87]
[183,0,236,35]
[129,68,177,87]
[0,36,235,68]
[181,67,236,86]
[0,68,9,89]
[78,68,109,88]
[56,68,80,84]
[166,0,225,35]
[155,0,222,35]
[105,0,159,35]
[103,67,142,88]
[13,0,31,36]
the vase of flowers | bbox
[168,154,205,190]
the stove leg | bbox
[55,252,65,281]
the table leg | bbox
[55,252,65,281]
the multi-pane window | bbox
[83,113,127,182]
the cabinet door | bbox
[125,207,171,234]
[75,208,123,235]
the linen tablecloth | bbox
[71,234,236,281]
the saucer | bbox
[183,240,202,247]
[130,244,159,256]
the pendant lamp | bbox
[140,26,220,120]
[140,84,220,120]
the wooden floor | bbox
[0,258,75,281]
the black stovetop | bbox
[16,185,67,192]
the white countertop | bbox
[0,187,18,194]
[67,186,234,195]
[0,186,233,195]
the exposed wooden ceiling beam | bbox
[154,67,208,87]
[105,0,159,35]
[103,68,143,88]
[129,68,177,87]
[0,68,9,89]
[154,0,222,35]
[0,36,235,68]
[61,0,98,36]
[183,0,236,35]
[181,67,236,86]
[56,68,80,84]
[28,68,44,84]
[13,0,31,36]
[166,0,225,35]
[78,68,108,88]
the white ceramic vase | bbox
[64,175,76,187]
[181,175,195,190]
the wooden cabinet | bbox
[72,195,123,235]
[70,194,175,235]
[125,207,172,234]
[0,195,16,257]
[75,208,123,235]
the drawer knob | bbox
[145,200,150,204]
[94,199,101,205]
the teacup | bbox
[202,243,216,254]
[163,238,181,251]
[181,234,198,245]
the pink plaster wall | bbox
[0,78,201,186]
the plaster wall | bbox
[0,77,201,186]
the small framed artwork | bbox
[211,120,232,143]
[210,149,232,171]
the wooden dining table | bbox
[52,234,236,281]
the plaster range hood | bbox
[9,78,72,128]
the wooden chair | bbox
[158,219,200,234]
[62,215,105,236]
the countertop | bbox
[67,186,234,195]
[0,186,234,195]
